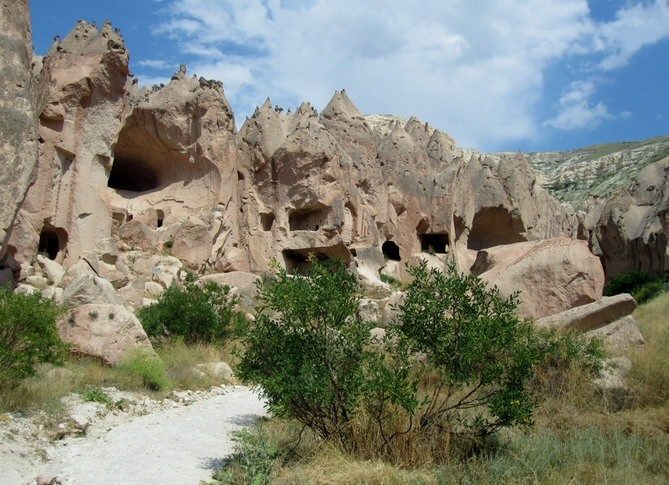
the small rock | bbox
[35,474,62,485]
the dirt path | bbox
[34,387,266,485]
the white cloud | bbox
[544,80,631,130]
[594,0,669,71]
[137,59,174,70]
[147,0,669,149]
[544,81,612,130]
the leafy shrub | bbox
[238,260,600,463]
[0,286,67,388]
[604,271,667,303]
[80,387,113,405]
[398,263,580,442]
[237,259,412,446]
[137,276,240,343]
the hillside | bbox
[520,135,669,207]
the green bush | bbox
[0,286,67,388]
[398,263,581,441]
[238,259,412,446]
[80,387,113,406]
[238,260,600,462]
[604,271,667,303]
[137,276,240,343]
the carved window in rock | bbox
[288,207,329,232]
[382,240,401,261]
[38,225,67,261]
[419,233,449,254]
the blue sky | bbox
[31,0,669,152]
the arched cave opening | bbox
[382,240,401,261]
[467,207,526,250]
[156,210,165,228]
[420,233,449,253]
[107,157,159,192]
[38,226,67,260]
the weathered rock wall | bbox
[0,0,39,260]
[8,21,130,265]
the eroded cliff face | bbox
[2,17,664,297]
[3,16,656,363]
[580,158,669,279]
[0,0,39,260]
[8,20,130,266]
[5,15,577,284]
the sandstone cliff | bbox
[0,0,39,260]
[525,139,669,279]
[0,15,655,363]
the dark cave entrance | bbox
[382,240,401,261]
[38,226,67,260]
[107,157,159,192]
[419,233,449,253]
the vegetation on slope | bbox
[524,134,669,207]
[214,274,669,484]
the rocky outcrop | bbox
[536,293,644,353]
[59,304,153,364]
[2,13,665,368]
[0,0,39,259]
[8,20,131,266]
[580,158,668,280]
[526,138,669,280]
[473,238,604,319]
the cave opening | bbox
[420,233,449,253]
[282,249,333,274]
[156,210,165,228]
[38,226,67,260]
[107,157,159,192]
[467,207,526,250]
[382,240,401,261]
[289,208,329,232]
[260,212,275,231]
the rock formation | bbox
[527,139,669,280]
[0,0,39,260]
[0,12,664,362]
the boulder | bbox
[536,293,636,332]
[118,220,160,252]
[62,274,121,307]
[171,216,212,269]
[215,247,250,273]
[36,255,65,286]
[477,238,604,319]
[586,314,645,353]
[196,361,234,381]
[369,327,386,344]
[58,304,154,365]
[358,298,380,323]
[144,281,164,299]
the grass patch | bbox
[0,338,237,414]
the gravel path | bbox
[37,387,266,485]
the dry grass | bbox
[215,292,669,484]
[0,338,235,414]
